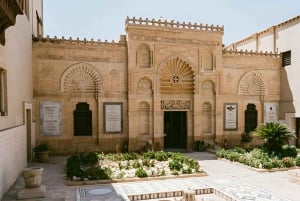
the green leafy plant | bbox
[254,122,295,154]
[135,167,148,177]
[33,143,49,152]
[241,131,252,142]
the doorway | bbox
[296,118,300,147]
[26,109,32,162]
[164,111,187,149]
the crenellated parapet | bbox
[125,16,224,33]
[32,35,127,46]
[223,49,280,57]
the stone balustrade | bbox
[125,16,224,33]
[223,49,280,57]
[32,35,127,46]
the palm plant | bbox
[254,122,295,154]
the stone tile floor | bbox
[2,152,300,201]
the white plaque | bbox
[264,102,278,123]
[224,103,238,130]
[40,102,62,135]
[104,103,122,133]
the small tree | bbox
[254,122,295,154]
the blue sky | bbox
[43,0,299,45]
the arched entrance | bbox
[160,57,194,149]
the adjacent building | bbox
[0,0,43,198]
[227,15,300,145]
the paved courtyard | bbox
[2,152,300,201]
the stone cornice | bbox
[223,49,280,57]
[125,17,224,34]
[0,0,24,45]
[32,35,127,47]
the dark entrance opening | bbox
[164,111,187,149]
[74,102,92,136]
[296,118,300,147]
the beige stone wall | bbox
[32,37,128,154]
[32,18,281,154]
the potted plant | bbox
[33,143,49,162]
[241,131,252,149]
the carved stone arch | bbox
[202,80,215,96]
[159,57,194,94]
[138,101,150,110]
[137,43,151,68]
[60,62,103,96]
[239,71,266,95]
[137,77,152,93]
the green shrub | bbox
[135,167,148,177]
[81,152,99,166]
[255,122,295,154]
[143,151,156,159]
[294,156,300,166]
[169,160,183,171]
[155,151,168,161]
[280,145,297,158]
[281,157,295,168]
[182,167,192,174]
[66,155,83,178]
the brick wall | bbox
[0,126,27,199]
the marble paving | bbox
[75,177,291,201]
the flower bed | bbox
[217,147,300,169]
[66,151,204,182]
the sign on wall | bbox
[40,101,62,136]
[224,103,238,130]
[264,102,278,123]
[104,102,123,133]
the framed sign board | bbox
[224,103,238,131]
[104,102,123,133]
[40,101,62,136]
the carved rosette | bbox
[161,100,191,110]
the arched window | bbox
[74,102,92,136]
[245,103,257,132]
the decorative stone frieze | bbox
[131,34,220,46]
[161,100,191,110]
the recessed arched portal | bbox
[160,57,194,149]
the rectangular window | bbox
[0,68,8,116]
[282,50,291,67]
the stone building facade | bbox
[226,15,300,145]
[33,17,281,154]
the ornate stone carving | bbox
[239,71,266,95]
[138,78,152,92]
[130,34,220,46]
[161,100,191,110]
[61,63,103,96]
[160,57,194,94]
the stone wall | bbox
[0,126,26,198]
